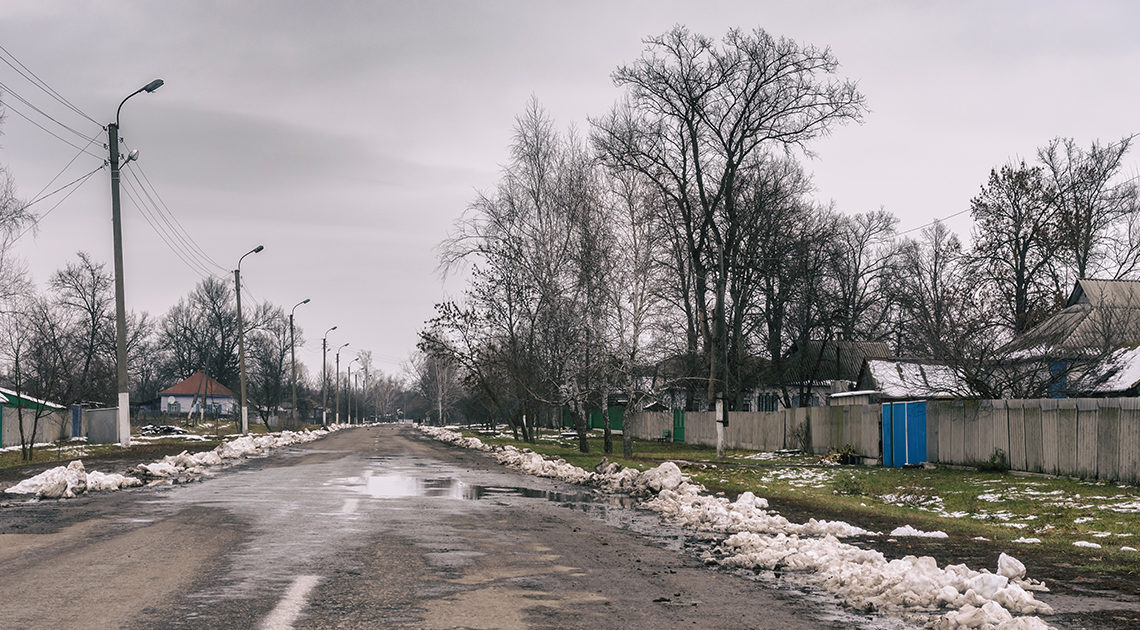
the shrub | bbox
[977,448,1010,473]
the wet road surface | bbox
[0,425,911,629]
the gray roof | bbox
[778,340,893,383]
[1005,279,1140,357]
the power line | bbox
[11,165,105,242]
[0,77,99,143]
[121,175,218,280]
[122,165,226,276]
[1,97,105,159]
[0,43,100,126]
[120,176,217,280]
[897,207,973,237]
[26,130,104,205]
[120,148,227,273]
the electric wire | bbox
[122,166,227,275]
[11,164,105,242]
[0,77,99,143]
[119,146,228,273]
[25,130,104,206]
[1,97,105,159]
[121,175,217,280]
[120,175,217,280]
[0,43,100,126]
[136,161,229,273]
[897,207,973,236]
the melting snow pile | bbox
[4,460,141,499]
[418,425,1055,629]
[5,425,344,500]
[891,524,950,538]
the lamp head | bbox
[253,245,264,254]
[302,298,311,305]
[143,79,164,93]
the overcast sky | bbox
[2,1,1138,380]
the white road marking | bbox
[260,575,320,630]
[341,498,360,514]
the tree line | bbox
[419,25,1140,453]
[0,169,427,462]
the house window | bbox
[167,401,181,414]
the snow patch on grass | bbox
[890,524,949,538]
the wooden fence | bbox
[626,406,882,459]
[628,398,1140,484]
[926,398,1140,484]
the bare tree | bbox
[593,26,866,454]
[830,209,900,342]
[1039,135,1140,283]
[1,297,70,460]
[896,221,972,359]
[410,350,461,425]
[969,162,1059,335]
[50,252,115,404]
[247,305,290,430]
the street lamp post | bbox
[235,244,264,434]
[335,343,349,424]
[109,78,164,447]
[348,357,360,424]
[289,298,310,427]
[321,326,337,426]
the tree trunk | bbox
[621,404,633,458]
[602,401,613,454]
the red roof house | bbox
[158,371,236,415]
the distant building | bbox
[855,358,968,402]
[1004,279,1140,396]
[158,371,236,416]
[752,340,894,410]
[0,386,64,411]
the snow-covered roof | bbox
[829,390,877,399]
[0,386,64,409]
[864,360,965,399]
[1075,346,1140,394]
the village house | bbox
[157,371,237,416]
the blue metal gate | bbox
[71,405,82,438]
[882,401,927,467]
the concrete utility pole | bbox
[235,245,264,434]
[348,357,360,424]
[109,78,163,447]
[335,342,349,424]
[321,326,337,426]
[290,299,310,426]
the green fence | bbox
[672,408,685,442]
[561,406,625,431]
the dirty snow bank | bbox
[418,425,1055,630]
[5,425,345,499]
[5,460,141,498]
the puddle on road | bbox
[355,470,635,507]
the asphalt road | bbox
[0,425,905,629]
